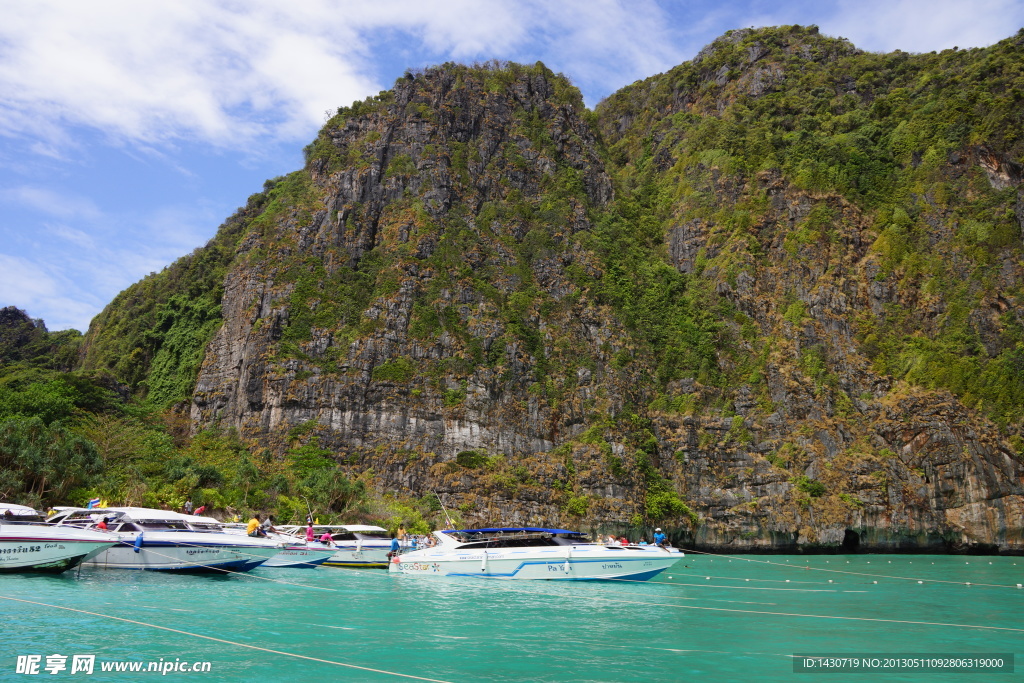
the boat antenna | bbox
[433,491,455,529]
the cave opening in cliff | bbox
[842,529,860,552]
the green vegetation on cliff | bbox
[3,28,1024,546]
[597,25,1024,427]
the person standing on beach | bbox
[183,499,193,515]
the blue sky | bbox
[2,0,1021,332]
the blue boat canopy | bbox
[446,527,581,534]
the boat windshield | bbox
[137,521,190,530]
[448,530,591,549]
[52,510,124,527]
[1,511,46,524]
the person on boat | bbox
[639,538,649,545]
[605,534,618,546]
[620,536,629,545]
[247,514,265,537]
[388,534,400,558]
[96,517,109,530]
[319,531,334,546]
[653,528,667,547]
[305,523,315,542]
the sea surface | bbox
[1,553,1021,682]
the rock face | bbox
[87,30,1024,552]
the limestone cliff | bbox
[82,28,1024,552]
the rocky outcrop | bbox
[162,36,1024,552]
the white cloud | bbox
[0,186,103,221]
[47,224,97,251]
[0,1,379,148]
[0,253,98,331]
[827,0,1023,53]
[0,0,697,150]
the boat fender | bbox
[133,533,144,553]
[390,555,400,564]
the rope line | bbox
[321,564,1022,632]
[0,595,454,683]
[682,548,1024,589]
[469,581,1024,633]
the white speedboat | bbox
[46,507,285,572]
[388,527,682,580]
[216,521,336,568]
[279,524,396,567]
[0,503,116,573]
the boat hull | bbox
[389,545,682,581]
[262,545,336,568]
[84,538,280,572]
[322,544,391,568]
[0,535,114,573]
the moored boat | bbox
[46,507,285,572]
[0,503,117,573]
[388,527,682,580]
[279,524,396,567]
[216,521,336,568]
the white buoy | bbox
[706,577,710,580]
[1016,584,1021,589]
[786,580,790,583]
[745,578,749,582]
[918,581,923,584]
[966,582,971,586]
[828,579,833,583]
[873,581,877,584]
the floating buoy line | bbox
[683,548,1024,589]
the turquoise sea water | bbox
[1,553,1022,682]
